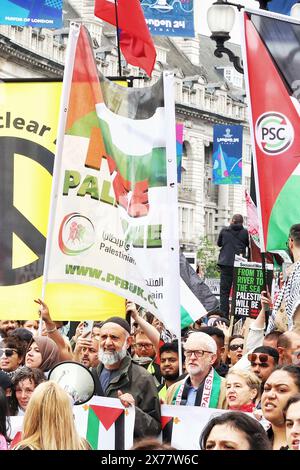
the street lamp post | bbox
[207,0,271,74]
[207,0,244,73]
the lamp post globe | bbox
[207,2,236,35]
[291,3,300,19]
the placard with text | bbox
[231,259,273,319]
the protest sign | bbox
[231,259,273,319]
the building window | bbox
[245,176,251,191]
[245,144,252,163]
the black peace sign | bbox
[0,136,54,286]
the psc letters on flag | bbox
[44,25,180,335]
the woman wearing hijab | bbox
[25,336,60,375]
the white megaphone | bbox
[48,361,95,405]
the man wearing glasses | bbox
[165,332,226,409]
[132,329,161,386]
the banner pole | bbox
[178,335,183,376]
[40,22,80,316]
[261,251,267,292]
[261,251,270,328]
[114,0,122,77]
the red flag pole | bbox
[114,0,122,77]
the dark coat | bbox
[217,224,249,266]
[91,356,161,438]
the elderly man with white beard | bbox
[165,332,226,409]
[90,317,161,438]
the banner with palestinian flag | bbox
[241,9,300,252]
[9,397,135,450]
[73,397,135,450]
[43,24,180,336]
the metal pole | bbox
[114,0,122,77]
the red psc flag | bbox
[242,10,300,252]
[94,0,156,77]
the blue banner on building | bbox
[141,0,194,37]
[0,0,62,28]
[268,0,298,15]
[212,125,243,185]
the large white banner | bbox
[9,396,135,450]
[43,24,180,336]
[161,404,224,450]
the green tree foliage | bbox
[197,236,220,278]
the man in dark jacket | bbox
[217,214,249,318]
[90,317,161,438]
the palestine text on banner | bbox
[94,0,156,77]
[241,9,300,252]
[43,24,180,337]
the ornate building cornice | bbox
[176,103,248,127]
[0,34,63,77]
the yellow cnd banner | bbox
[0,81,124,320]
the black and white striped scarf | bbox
[266,260,300,333]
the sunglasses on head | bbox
[229,343,244,351]
[247,353,269,363]
[0,348,17,358]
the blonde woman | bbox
[13,381,91,450]
[225,369,261,412]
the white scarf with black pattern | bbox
[266,260,300,333]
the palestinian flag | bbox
[161,415,174,444]
[180,254,219,329]
[86,404,125,450]
[180,277,207,329]
[242,10,300,252]
[96,73,167,218]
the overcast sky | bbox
[194,0,259,43]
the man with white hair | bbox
[165,332,226,408]
[90,317,161,438]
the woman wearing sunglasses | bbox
[0,336,26,378]
[227,335,244,367]
[261,365,300,449]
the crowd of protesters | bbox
[0,222,300,451]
